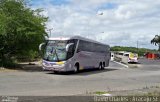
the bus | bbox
[114,51,138,63]
[110,52,115,61]
[39,36,110,73]
[123,52,138,63]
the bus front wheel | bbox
[74,63,79,73]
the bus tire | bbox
[54,71,59,74]
[102,62,105,69]
[74,63,79,73]
[99,62,102,70]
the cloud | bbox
[31,0,160,49]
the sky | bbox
[31,0,160,49]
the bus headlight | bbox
[56,61,65,65]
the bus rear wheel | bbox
[102,62,105,69]
[99,63,103,70]
[53,71,59,74]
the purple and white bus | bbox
[39,36,110,73]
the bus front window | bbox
[44,40,67,62]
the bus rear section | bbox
[74,39,110,71]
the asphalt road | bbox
[0,60,160,97]
[139,58,160,65]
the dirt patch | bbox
[0,67,19,72]
[0,61,43,72]
[109,85,160,96]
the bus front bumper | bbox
[42,60,68,72]
[43,65,66,72]
[128,59,138,63]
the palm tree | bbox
[151,35,160,51]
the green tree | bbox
[0,0,48,67]
[151,35,160,51]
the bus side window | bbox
[67,39,77,59]
[77,40,83,52]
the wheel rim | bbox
[74,66,78,72]
[99,64,102,69]
[102,63,105,69]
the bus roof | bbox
[46,36,109,46]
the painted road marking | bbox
[113,61,129,68]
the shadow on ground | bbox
[46,68,118,76]
[3,63,43,72]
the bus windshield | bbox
[44,40,67,62]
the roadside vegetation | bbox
[0,0,48,67]
[111,46,158,56]
[92,85,160,96]
[151,35,160,51]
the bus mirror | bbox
[39,43,45,57]
[39,43,45,51]
[66,43,74,52]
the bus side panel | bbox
[106,52,110,67]
[64,47,110,71]
[73,51,107,69]
[75,51,94,70]
[64,52,110,71]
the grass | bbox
[146,92,160,96]
[94,91,108,95]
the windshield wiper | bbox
[46,47,59,61]
[54,48,59,61]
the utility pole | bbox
[87,12,103,39]
[137,40,139,53]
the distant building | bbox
[145,52,159,59]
